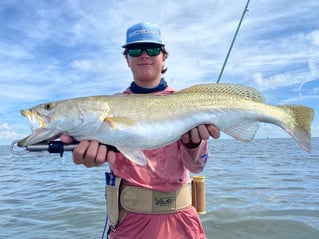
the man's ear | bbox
[162,53,167,68]
[162,53,168,61]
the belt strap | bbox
[120,183,192,214]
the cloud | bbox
[71,59,92,71]
[0,122,27,145]
[309,30,319,46]
[253,72,300,91]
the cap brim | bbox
[122,40,165,48]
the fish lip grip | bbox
[10,140,119,157]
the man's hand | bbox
[60,134,116,168]
[181,124,220,148]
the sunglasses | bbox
[126,44,162,57]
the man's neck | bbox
[133,77,161,88]
[130,78,167,94]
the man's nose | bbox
[140,50,149,57]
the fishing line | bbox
[216,0,250,83]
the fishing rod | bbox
[216,0,250,83]
[10,140,119,157]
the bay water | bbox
[1,138,318,238]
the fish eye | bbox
[43,103,55,110]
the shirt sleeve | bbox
[179,140,209,173]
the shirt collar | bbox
[129,78,168,94]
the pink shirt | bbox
[109,86,208,239]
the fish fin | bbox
[223,121,259,142]
[176,83,265,102]
[104,117,136,129]
[116,145,148,165]
[279,105,314,152]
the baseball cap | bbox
[122,22,165,48]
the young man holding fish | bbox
[17,20,313,238]
[61,22,220,238]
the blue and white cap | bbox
[122,22,165,48]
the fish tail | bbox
[279,105,314,152]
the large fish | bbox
[17,83,314,165]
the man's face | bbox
[126,44,167,86]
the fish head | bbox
[18,101,71,147]
[18,98,108,147]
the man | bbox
[61,22,220,239]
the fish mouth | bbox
[18,109,52,147]
[20,109,48,130]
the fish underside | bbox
[17,83,314,165]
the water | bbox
[1,138,318,239]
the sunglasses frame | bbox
[126,44,163,57]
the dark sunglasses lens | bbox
[128,49,142,57]
[146,47,161,56]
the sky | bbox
[0,0,318,146]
